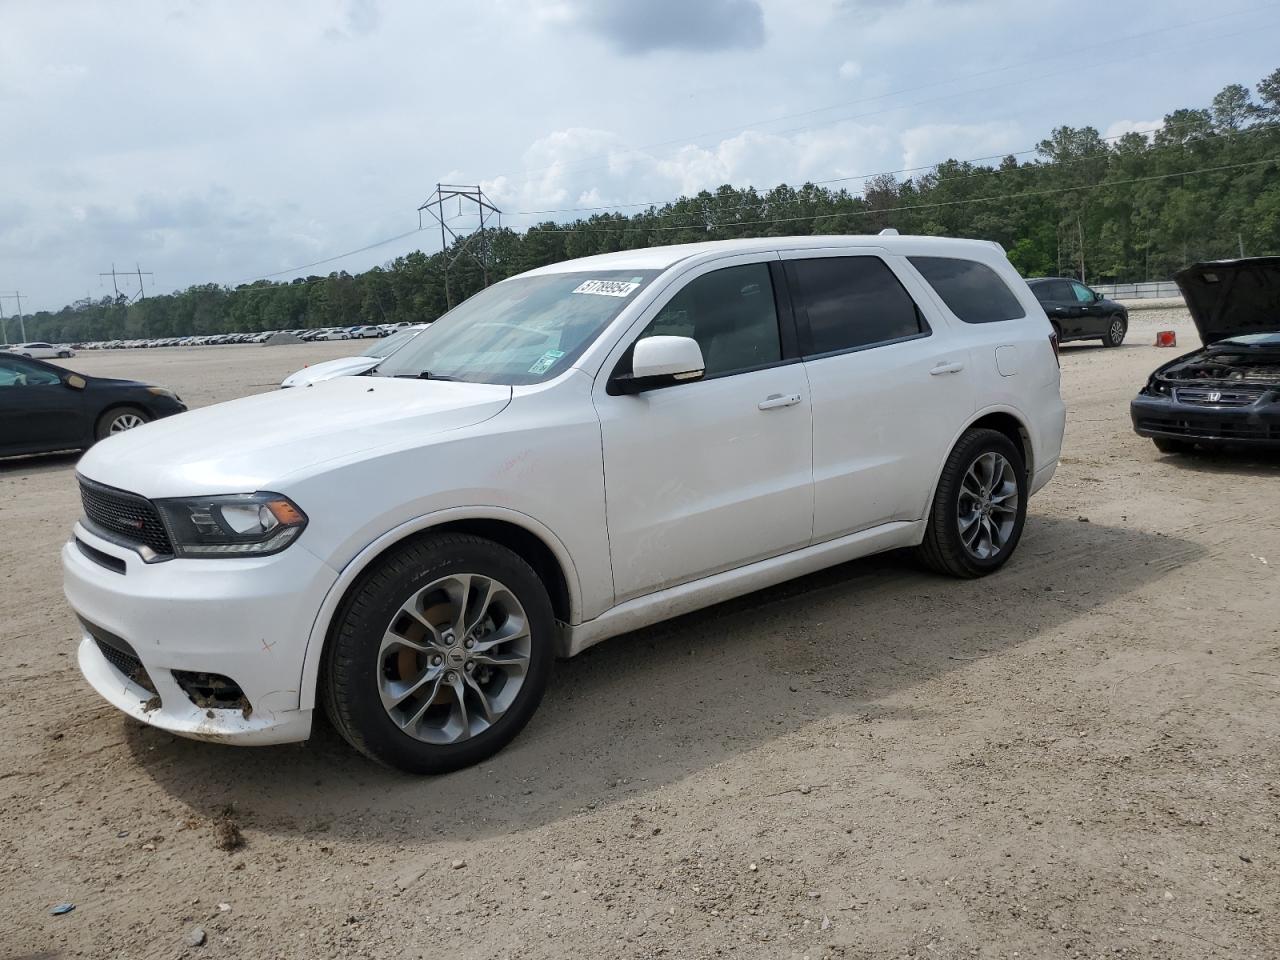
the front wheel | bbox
[322,533,555,774]
[916,428,1028,578]
[95,406,151,440]
[1103,315,1127,347]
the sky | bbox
[3,0,1280,313]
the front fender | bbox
[295,505,584,711]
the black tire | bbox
[1102,314,1127,348]
[322,533,555,774]
[1152,436,1192,455]
[59,350,72,358]
[94,405,151,440]
[916,428,1028,578]
[1050,320,1062,343]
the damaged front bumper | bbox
[63,522,337,745]
[1131,388,1280,446]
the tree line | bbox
[19,68,1280,345]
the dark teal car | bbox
[0,353,186,458]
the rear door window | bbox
[908,257,1026,324]
[786,256,927,357]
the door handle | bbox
[930,361,965,376]
[758,393,802,410]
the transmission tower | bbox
[0,292,25,342]
[416,184,502,309]
[99,263,153,302]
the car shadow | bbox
[1155,444,1280,477]
[0,450,81,474]
[124,514,1201,842]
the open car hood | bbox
[1175,257,1280,344]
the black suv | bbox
[1026,278,1128,347]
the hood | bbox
[280,355,380,387]
[1175,257,1280,344]
[78,375,512,498]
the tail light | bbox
[1048,332,1060,367]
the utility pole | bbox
[0,297,7,346]
[1077,216,1086,285]
[416,184,502,310]
[0,292,25,341]
[99,263,153,302]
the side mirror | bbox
[1093,289,1104,302]
[612,336,705,394]
[64,374,86,390]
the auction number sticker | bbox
[572,279,640,298]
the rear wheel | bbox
[916,428,1028,578]
[95,406,150,440]
[1103,315,1127,348]
[322,533,555,774]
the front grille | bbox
[1137,416,1280,441]
[1175,387,1266,407]
[78,477,173,557]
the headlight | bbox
[147,386,181,401]
[154,493,307,558]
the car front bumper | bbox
[63,522,338,745]
[1131,393,1280,445]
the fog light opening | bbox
[171,671,253,719]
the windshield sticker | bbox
[528,349,565,375]
[572,279,640,298]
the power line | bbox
[514,157,1279,235]
[226,133,1279,289]
[507,119,1280,222]
[240,228,422,284]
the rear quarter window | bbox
[909,256,1026,324]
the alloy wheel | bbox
[956,451,1020,560]
[109,413,146,433]
[377,574,531,745]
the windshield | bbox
[361,328,422,357]
[375,270,659,384]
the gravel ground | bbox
[1,313,1277,959]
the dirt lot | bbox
[2,317,1277,960]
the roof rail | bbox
[878,228,900,236]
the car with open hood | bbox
[1131,256,1280,452]
[63,234,1065,774]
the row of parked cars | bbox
[62,322,412,352]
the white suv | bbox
[63,235,1065,773]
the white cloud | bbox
[898,121,1025,171]
[837,59,862,79]
[1103,119,1163,142]
[482,117,1038,224]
